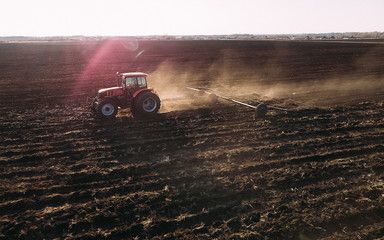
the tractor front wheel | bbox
[97,99,118,118]
[134,91,161,116]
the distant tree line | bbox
[1,32,384,42]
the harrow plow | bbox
[186,86,289,116]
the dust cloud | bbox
[147,47,384,112]
[148,60,208,112]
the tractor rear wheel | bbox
[134,91,161,116]
[97,99,118,118]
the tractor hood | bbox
[97,87,125,99]
[98,86,123,93]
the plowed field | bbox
[1,39,384,239]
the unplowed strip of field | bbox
[1,99,383,239]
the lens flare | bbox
[119,38,139,51]
[73,38,140,100]
[136,49,145,58]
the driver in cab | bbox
[125,77,136,96]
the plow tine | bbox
[196,87,289,111]
[185,87,202,92]
[186,86,289,111]
[267,105,289,111]
[215,95,258,109]
[186,86,258,109]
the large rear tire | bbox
[134,91,161,116]
[96,99,118,118]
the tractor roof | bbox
[120,72,147,77]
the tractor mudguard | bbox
[96,97,120,107]
[133,88,153,98]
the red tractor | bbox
[91,72,161,118]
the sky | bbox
[1,0,384,36]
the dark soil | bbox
[0,39,384,239]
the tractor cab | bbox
[118,72,148,94]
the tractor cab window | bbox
[137,77,147,88]
[125,77,136,88]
